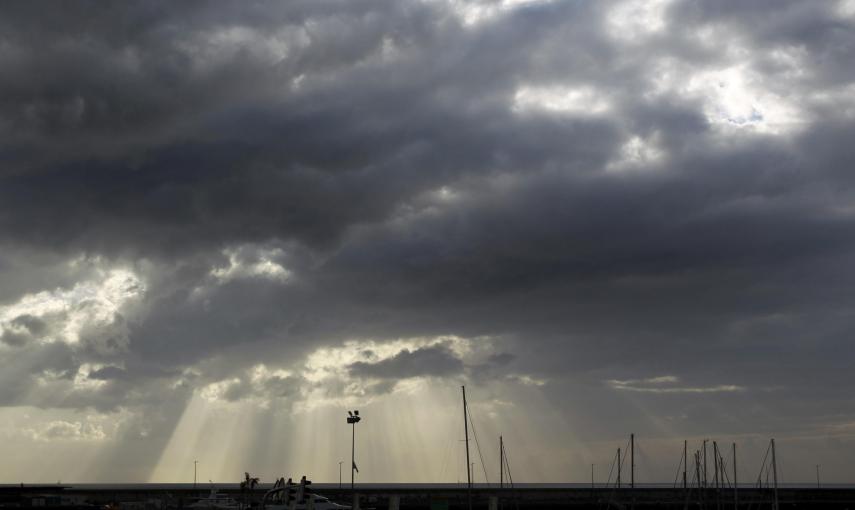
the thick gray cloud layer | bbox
[1,0,855,482]
[348,344,464,379]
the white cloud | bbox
[178,25,306,72]
[198,364,300,409]
[303,335,471,383]
[199,377,242,402]
[838,0,855,18]
[210,247,290,284]
[606,133,667,172]
[72,364,109,391]
[607,0,675,41]
[607,375,744,393]
[0,267,144,348]
[507,373,547,387]
[193,336,484,412]
[25,419,108,442]
[686,65,804,134]
[434,0,555,27]
[513,85,612,115]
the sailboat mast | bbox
[771,439,779,510]
[630,433,635,489]
[703,440,708,488]
[462,386,472,510]
[732,443,738,510]
[500,435,504,489]
[713,441,721,510]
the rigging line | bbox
[719,448,732,488]
[766,463,772,486]
[466,403,491,486]
[502,443,515,487]
[673,446,685,488]
[756,440,772,487]
[606,448,617,487]
[604,449,622,506]
[619,437,631,475]
[720,457,731,487]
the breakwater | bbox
[5,485,855,509]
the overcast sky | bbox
[2,0,855,485]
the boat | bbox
[261,477,349,510]
[188,488,243,510]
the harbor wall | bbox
[5,485,855,510]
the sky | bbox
[1,0,855,485]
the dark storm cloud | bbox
[347,344,465,379]
[88,365,127,381]
[0,0,617,256]
[0,315,46,346]
[0,0,854,470]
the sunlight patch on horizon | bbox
[146,374,578,483]
[0,406,123,481]
[148,394,260,482]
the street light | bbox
[347,410,362,492]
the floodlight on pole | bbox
[346,410,362,493]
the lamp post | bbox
[347,410,362,492]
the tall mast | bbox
[617,448,621,489]
[591,463,595,490]
[630,433,635,489]
[732,443,738,510]
[499,435,504,489]
[712,441,718,488]
[695,452,701,490]
[703,440,708,488]
[462,386,472,510]
[683,440,687,490]
[713,441,721,510]
[696,451,704,508]
[771,439,779,510]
